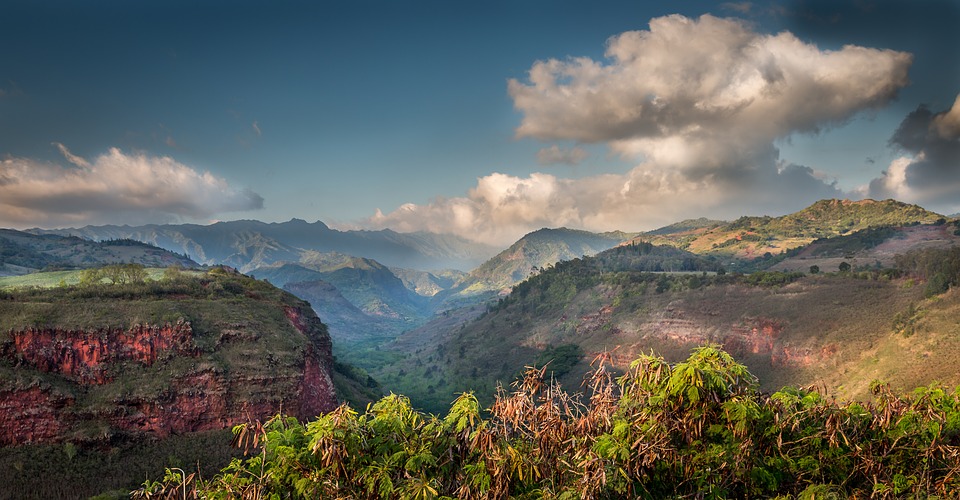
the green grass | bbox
[0,268,197,290]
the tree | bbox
[809,265,820,274]
[78,268,102,287]
[838,261,851,273]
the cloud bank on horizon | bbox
[367,14,956,244]
[0,146,263,228]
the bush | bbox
[138,346,960,499]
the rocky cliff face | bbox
[8,321,196,385]
[0,271,339,446]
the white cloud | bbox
[52,142,90,168]
[364,14,908,243]
[252,121,262,137]
[508,14,911,173]
[536,145,588,165]
[367,166,844,246]
[0,146,263,228]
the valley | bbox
[3,198,960,497]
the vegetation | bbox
[642,199,943,263]
[0,430,239,499]
[0,265,381,497]
[0,229,196,276]
[894,246,960,297]
[139,346,960,498]
[373,234,960,414]
[464,228,635,292]
[331,358,385,409]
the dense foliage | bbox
[894,246,960,297]
[139,346,960,499]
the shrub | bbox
[138,346,960,499]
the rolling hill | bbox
[375,233,960,413]
[640,199,944,263]
[0,229,196,277]
[440,227,636,300]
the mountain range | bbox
[29,219,498,273]
[10,198,960,414]
[0,229,196,277]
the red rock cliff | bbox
[9,321,196,385]
[1,303,339,446]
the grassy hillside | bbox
[641,199,944,263]
[374,242,724,411]
[768,223,960,273]
[460,227,635,293]
[0,229,196,277]
[0,268,328,405]
[371,240,960,414]
[0,267,179,289]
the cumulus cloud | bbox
[536,145,588,166]
[508,14,910,172]
[0,146,263,228]
[367,165,844,246]
[365,14,911,243]
[866,95,960,213]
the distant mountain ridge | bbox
[0,229,197,276]
[251,257,433,358]
[28,219,499,273]
[457,227,637,293]
[638,199,944,260]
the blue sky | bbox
[1,0,958,243]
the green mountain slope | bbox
[458,227,636,293]
[645,217,727,236]
[0,229,196,277]
[252,258,434,374]
[767,222,960,273]
[642,199,943,262]
[255,256,429,324]
[376,240,960,413]
[390,267,467,297]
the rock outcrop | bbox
[0,272,339,446]
[8,321,196,385]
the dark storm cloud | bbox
[868,95,960,209]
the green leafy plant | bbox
[138,345,960,498]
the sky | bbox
[1,0,958,245]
